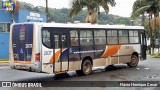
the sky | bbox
[18,0,136,17]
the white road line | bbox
[144,68,150,70]
[136,68,140,70]
[0,66,9,69]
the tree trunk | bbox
[10,12,15,23]
[46,0,49,23]
[85,10,97,24]
[148,14,151,54]
[149,14,155,55]
[141,13,145,26]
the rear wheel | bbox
[10,66,15,69]
[127,55,139,67]
[76,59,92,76]
[28,67,33,72]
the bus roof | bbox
[12,22,145,30]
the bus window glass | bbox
[134,31,138,36]
[42,30,51,48]
[54,35,59,49]
[107,30,118,44]
[70,30,79,46]
[61,35,67,48]
[94,30,106,45]
[119,30,129,44]
[112,30,117,36]
[129,31,134,36]
[129,31,139,43]
[80,30,93,45]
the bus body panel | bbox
[41,45,53,73]
[10,23,146,74]
[9,23,41,71]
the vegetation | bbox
[131,0,160,56]
[0,0,133,25]
[69,0,116,24]
[0,58,8,61]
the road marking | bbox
[0,66,9,69]
[144,68,150,70]
[136,68,140,70]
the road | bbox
[0,57,160,90]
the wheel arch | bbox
[132,52,139,58]
[81,56,93,65]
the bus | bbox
[9,22,147,75]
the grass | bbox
[0,58,9,61]
[147,52,160,58]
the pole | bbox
[46,0,48,23]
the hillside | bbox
[0,1,135,25]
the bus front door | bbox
[52,34,69,73]
[140,31,147,60]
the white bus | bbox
[9,23,147,75]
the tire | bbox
[10,66,16,69]
[127,54,139,67]
[28,67,33,72]
[76,59,92,76]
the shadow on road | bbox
[52,64,132,81]
[15,64,142,81]
[54,73,70,80]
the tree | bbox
[46,0,49,22]
[11,0,20,23]
[131,0,160,55]
[69,0,116,24]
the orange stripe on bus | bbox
[101,45,121,58]
[49,48,65,63]
[14,60,32,64]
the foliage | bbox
[69,0,116,24]
[0,0,133,25]
[131,0,160,55]
[0,58,8,61]
[69,0,115,18]
[131,0,160,19]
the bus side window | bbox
[94,30,106,45]
[119,30,129,44]
[42,29,51,48]
[80,30,93,46]
[107,30,118,44]
[70,30,79,46]
[129,31,139,43]
[71,37,78,46]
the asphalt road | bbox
[0,57,160,90]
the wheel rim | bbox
[83,61,91,74]
[130,55,138,66]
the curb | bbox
[0,61,9,64]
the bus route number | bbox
[25,44,32,48]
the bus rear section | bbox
[9,24,41,71]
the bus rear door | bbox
[52,33,69,73]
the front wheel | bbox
[127,55,139,67]
[76,59,92,76]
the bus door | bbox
[52,33,69,73]
[140,31,147,60]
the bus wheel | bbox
[127,55,139,67]
[28,67,33,72]
[10,66,16,69]
[76,59,92,76]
